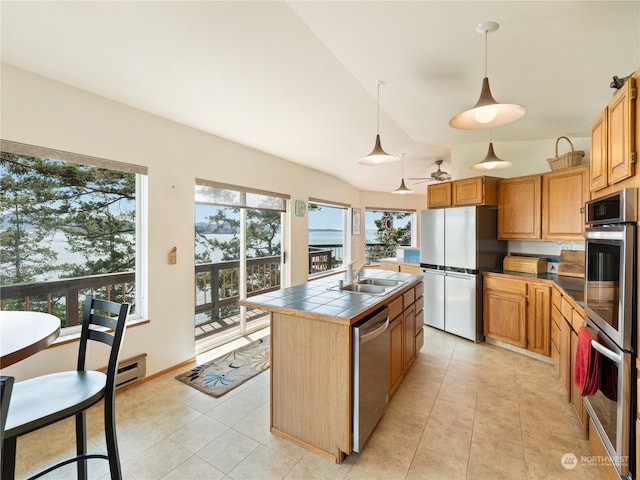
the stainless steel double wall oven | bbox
[584,188,637,479]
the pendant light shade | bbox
[449,21,526,130]
[392,153,414,194]
[471,142,512,171]
[359,80,398,165]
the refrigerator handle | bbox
[445,272,475,279]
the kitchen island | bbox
[239,270,423,463]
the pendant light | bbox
[358,80,398,165]
[449,21,526,130]
[471,131,513,170]
[392,153,413,194]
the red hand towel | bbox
[574,326,600,397]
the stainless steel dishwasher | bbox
[352,306,390,452]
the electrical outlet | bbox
[547,262,559,274]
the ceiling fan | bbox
[408,160,452,184]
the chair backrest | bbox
[78,295,130,394]
[0,375,15,448]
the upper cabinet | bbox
[590,78,637,191]
[498,166,589,241]
[427,182,451,208]
[427,176,499,209]
[498,174,542,240]
[542,165,590,241]
[452,176,499,206]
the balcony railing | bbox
[0,272,135,328]
[1,243,404,334]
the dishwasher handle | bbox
[359,316,390,344]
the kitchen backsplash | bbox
[507,240,585,275]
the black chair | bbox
[1,296,130,480]
[0,375,15,449]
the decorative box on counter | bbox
[503,256,548,274]
[396,247,420,263]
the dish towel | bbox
[574,326,600,396]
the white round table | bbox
[0,311,61,368]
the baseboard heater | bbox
[99,353,147,388]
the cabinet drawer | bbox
[414,281,424,300]
[415,295,424,314]
[572,307,585,332]
[552,287,562,310]
[551,319,560,350]
[561,298,574,322]
[551,304,561,329]
[485,276,527,295]
[389,296,403,320]
[403,288,415,307]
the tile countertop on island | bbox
[491,270,585,306]
[239,270,423,326]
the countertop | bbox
[239,270,423,326]
[486,270,585,306]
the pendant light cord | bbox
[376,81,381,135]
[484,30,488,77]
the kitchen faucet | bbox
[346,261,365,284]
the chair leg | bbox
[1,436,17,480]
[75,411,87,480]
[104,396,122,480]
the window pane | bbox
[246,192,285,211]
[308,202,346,275]
[0,151,138,328]
[195,185,241,207]
[365,210,414,263]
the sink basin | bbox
[338,283,387,295]
[357,278,404,287]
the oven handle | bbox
[590,339,622,364]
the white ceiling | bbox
[1,1,639,192]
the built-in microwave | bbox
[584,188,637,351]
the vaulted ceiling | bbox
[1,1,638,192]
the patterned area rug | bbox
[176,336,269,397]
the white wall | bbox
[1,64,419,380]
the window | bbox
[308,199,348,276]
[194,180,287,351]
[0,140,147,331]
[364,208,415,263]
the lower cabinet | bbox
[388,282,423,397]
[483,273,550,355]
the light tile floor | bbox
[12,326,602,479]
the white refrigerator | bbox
[420,207,506,342]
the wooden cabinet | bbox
[590,78,636,191]
[388,283,423,397]
[452,176,499,206]
[483,275,528,348]
[542,165,589,241]
[499,166,588,241]
[427,176,499,208]
[427,182,451,208]
[483,274,551,355]
[389,312,404,396]
[498,175,542,239]
[527,283,551,355]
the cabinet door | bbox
[389,314,403,396]
[427,182,452,208]
[483,286,527,348]
[608,78,636,186]
[452,177,488,206]
[542,165,589,241]
[498,175,542,239]
[590,108,608,191]
[527,283,551,355]
[403,304,416,371]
